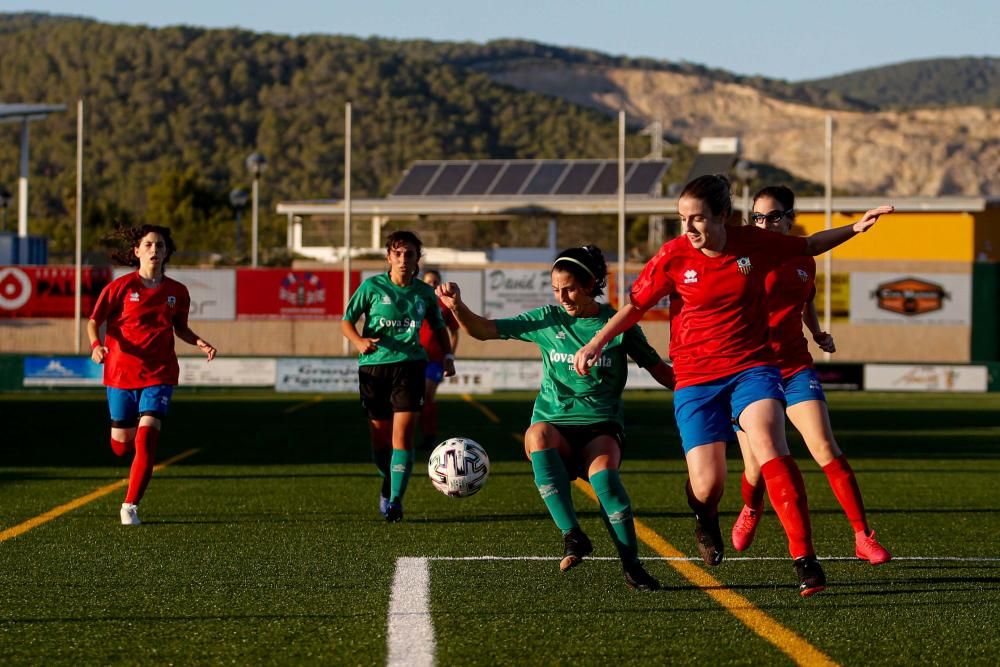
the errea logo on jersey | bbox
[555,331,567,340]
[381,295,392,305]
[683,269,698,284]
[129,291,140,302]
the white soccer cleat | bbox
[120,503,140,526]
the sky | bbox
[1,0,997,81]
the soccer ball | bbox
[427,437,490,498]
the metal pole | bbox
[251,177,259,268]
[74,99,84,353]
[342,102,352,356]
[617,110,626,309]
[18,120,29,238]
[823,114,833,362]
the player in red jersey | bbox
[417,269,460,450]
[88,225,217,526]
[731,186,891,565]
[573,174,893,596]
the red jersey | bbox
[90,272,191,388]
[419,298,459,362]
[765,255,817,379]
[630,225,807,389]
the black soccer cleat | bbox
[623,561,661,591]
[559,527,594,572]
[693,513,724,566]
[793,556,827,597]
[385,501,403,523]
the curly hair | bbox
[108,224,176,268]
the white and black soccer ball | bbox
[427,437,490,498]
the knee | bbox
[523,423,559,457]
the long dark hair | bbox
[753,185,795,211]
[679,174,733,220]
[109,224,176,268]
[552,245,608,297]
[385,230,423,256]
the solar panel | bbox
[392,164,441,196]
[389,160,669,197]
[522,161,568,195]
[626,161,668,195]
[490,163,537,195]
[555,162,601,195]
[685,153,737,184]
[457,163,504,195]
[425,163,471,196]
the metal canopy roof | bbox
[390,159,670,198]
[0,103,67,124]
[276,195,999,218]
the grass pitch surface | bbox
[1,390,998,665]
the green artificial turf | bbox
[1,391,998,665]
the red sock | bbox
[421,401,438,437]
[110,437,134,457]
[125,426,160,504]
[760,455,814,559]
[741,473,766,510]
[822,455,869,534]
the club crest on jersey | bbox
[415,300,426,316]
[166,296,176,308]
[129,291,140,302]
[796,269,809,282]
[736,257,753,276]
[683,269,698,284]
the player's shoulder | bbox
[163,274,190,294]
[108,270,137,289]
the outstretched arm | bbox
[645,360,675,390]
[572,303,645,376]
[436,282,500,341]
[804,205,894,256]
[174,325,217,361]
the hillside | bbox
[0,15,643,257]
[488,64,1000,197]
[807,57,1000,110]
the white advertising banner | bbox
[360,269,483,314]
[849,273,971,325]
[115,268,236,320]
[436,360,496,394]
[483,267,554,318]
[178,357,275,386]
[864,364,988,392]
[276,358,359,392]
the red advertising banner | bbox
[0,266,112,318]
[236,269,361,319]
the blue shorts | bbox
[674,366,785,453]
[783,368,826,407]
[425,361,445,384]
[107,385,174,426]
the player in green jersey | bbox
[342,231,455,522]
[437,245,675,590]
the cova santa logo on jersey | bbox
[548,349,612,368]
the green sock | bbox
[591,469,638,565]
[530,449,578,533]
[389,449,414,503]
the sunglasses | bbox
[750,209,794,225]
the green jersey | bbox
[495,303,661,426]
[343,273,445,366]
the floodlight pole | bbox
[823,114,833,362]
[18,119,29,237]
[617,110,626,309]
[246,152,267,268]
[342,102,352,356]
[73,99,83,353]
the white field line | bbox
[387,557,435,667]
[427,555,1000,562]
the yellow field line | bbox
[284,396,325,414]
[461,394,500,423]
[573,479,838,667]
[0,448,201,543]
